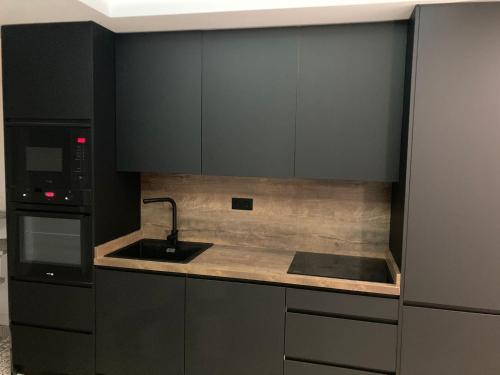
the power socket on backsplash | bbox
[232,197,253,211]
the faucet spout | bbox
[143,197,178,245]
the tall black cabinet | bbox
[2,22,140,375]
[393,4,500,374]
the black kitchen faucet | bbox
[143,197,178,246]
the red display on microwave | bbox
[76,137,87,144]
[44,192,55,198]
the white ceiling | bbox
[0,0,498,32]
[81,0,442,18]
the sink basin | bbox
[106,239,213,263]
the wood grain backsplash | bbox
[141,174,391,255]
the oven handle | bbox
[12,209,90,220]
[11,203,91,215]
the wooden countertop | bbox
[95,231,401,296]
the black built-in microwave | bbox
[5,123,92,205]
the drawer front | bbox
[11,324,94,375]
[10,280,94,332]
[286,313,397,372]
[286,360,379,375]
[401,306,500,375]
[287,288,398,322]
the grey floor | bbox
[0,331,10,375]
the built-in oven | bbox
[7,204,92,284]
[5,123,92,206]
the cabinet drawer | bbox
[10,280,94,332]
[285,313,397,372]
[11,324,94,375]
[400,306,500,375]
[287,288,398,322]
[286,360,380,375]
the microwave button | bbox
[44,191,56,199]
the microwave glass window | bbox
[19,216,81,266]
[26,146,63,172]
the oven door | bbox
[9,208,92,284]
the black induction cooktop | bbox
[287,252,393,284]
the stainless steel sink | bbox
[105,238,212,263]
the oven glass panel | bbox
[19,216,81,266]
[26,146,63,172]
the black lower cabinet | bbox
[285,288,398,374]
[185,278,285,375]
[95,269,185,375]
[285,313,396,373]
[400,306,500,375]
[10,281,94,332]
[11,324,94,375]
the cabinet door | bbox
[96,269,185,375]
[11,324,94,375]
[116,32,202,173]
[10,281,94,332]
[2,23,93,120]
[295,23,406,181]
[202,28,297,177]
[400,306,500,375]
[186,278,285,375]
[403,4,500,311]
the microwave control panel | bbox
[71,129,91,189]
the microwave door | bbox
[5,124,91,205]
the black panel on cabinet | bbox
[285,312,397,373]
[287,287,399,322]
[401,3,500,312]
[116,31,202,173]
[2,22,93,120]
[10,281,94,332]
[295,22,407,181]
[96,269,185,375]
[202,28,297,178]
[400,306,500,375]
[11,324,94,375]
[186,278,285,375]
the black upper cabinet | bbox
[202,28,297,178]
[402,3,500,312]
[2,22,93,120]
[295,23,407,181]
[96,269,185,375]
[116,32,202,173]
[186,278,285,375]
